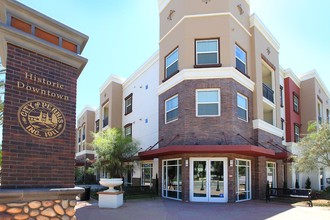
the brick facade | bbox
[1,44,78,189]
[159,79,254,147]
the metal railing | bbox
[263,83,274,103]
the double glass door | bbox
[190,158,228,202]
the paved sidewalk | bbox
[76,198,330,220]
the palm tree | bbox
[91,128,139,178]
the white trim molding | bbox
[282,68,301,88]
[253,119,283,138]
[158,67,255,95]
[77,105,97,121]
[250,14,280,52]
[299,70,330,99]
[158,0,250,13]
[160,12,251,43]
[75,150,96,158]
[99,74,125,93]
[123,51,159,89]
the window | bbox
[165,95,178,123]
[102,103,109,128]
[196,89,220,117]
[162,159,182,200]
[82,124,86,141]
[280,85,284,107]
[235,45,247,74]
[236,159,251,201]
[267,162,277,188]
[125,94,133,115]
[294,123,300,142]
[124,123,132,137]
[293,93,299,113]
[237,93,248,121]
[327,109,330,123]
[317,99,323,124]
[78,129,81,143]
[195,39,219,66]
[95,120,100,133]
[141,163,153,186]
[165,48,179,78]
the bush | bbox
[305,177,311,189]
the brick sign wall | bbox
[1,44,78,189]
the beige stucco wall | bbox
[250,26,281,128]
[159,0,250,39]
[99,81,123,130]
[300,78,330,134]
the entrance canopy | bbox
[139,145,287,160]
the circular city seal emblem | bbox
[18,100,66,139]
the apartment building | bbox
[76,0,330,202]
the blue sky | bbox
[17,0,330,116]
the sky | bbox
[17,0,330,116]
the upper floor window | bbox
[82,124,86,141]
[125,94,133,115]
[317,99,323,124]
[280,85,284,107]
[124,123,132,137]
[235,45,247,75]
[237,93,248,122]
[165,95,178,124]
[165,48,179,79]
[102,103,109,128]
[78,129,81,143]
[294,123,300,142]
[196,89,220,117]
[95,120,100,133]
[327,109,330,123]
[195,39,219,66]
[293,93,299,113]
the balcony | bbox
[103,117,109,128]
[263,83,274,103]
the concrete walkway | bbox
[76,198,330,220]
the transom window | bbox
[293,94,299,113]
[294,123,300,142]
[235,45,247,74]
[125,94,133,115]
[124,123,132,137]
[196,89,220,117]
[165,95,178,123]
[237,93,248,121]
[165,48,179,78]
[196,39,219,66]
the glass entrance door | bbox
[190,158,228,202]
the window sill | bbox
[235,67,250,79]
[124,111,132,116]
[194,63,222,68]
[162,70,180,83]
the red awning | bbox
[139,145,281,160]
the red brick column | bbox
[228,158,236,202]
[255,156,266,199]
[276,160,284,188]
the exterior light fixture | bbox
[202,0,211,4]
[167,10,175,20]
[237,4,244,15]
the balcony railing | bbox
[263,83,274,103]
[103,117,109,128]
